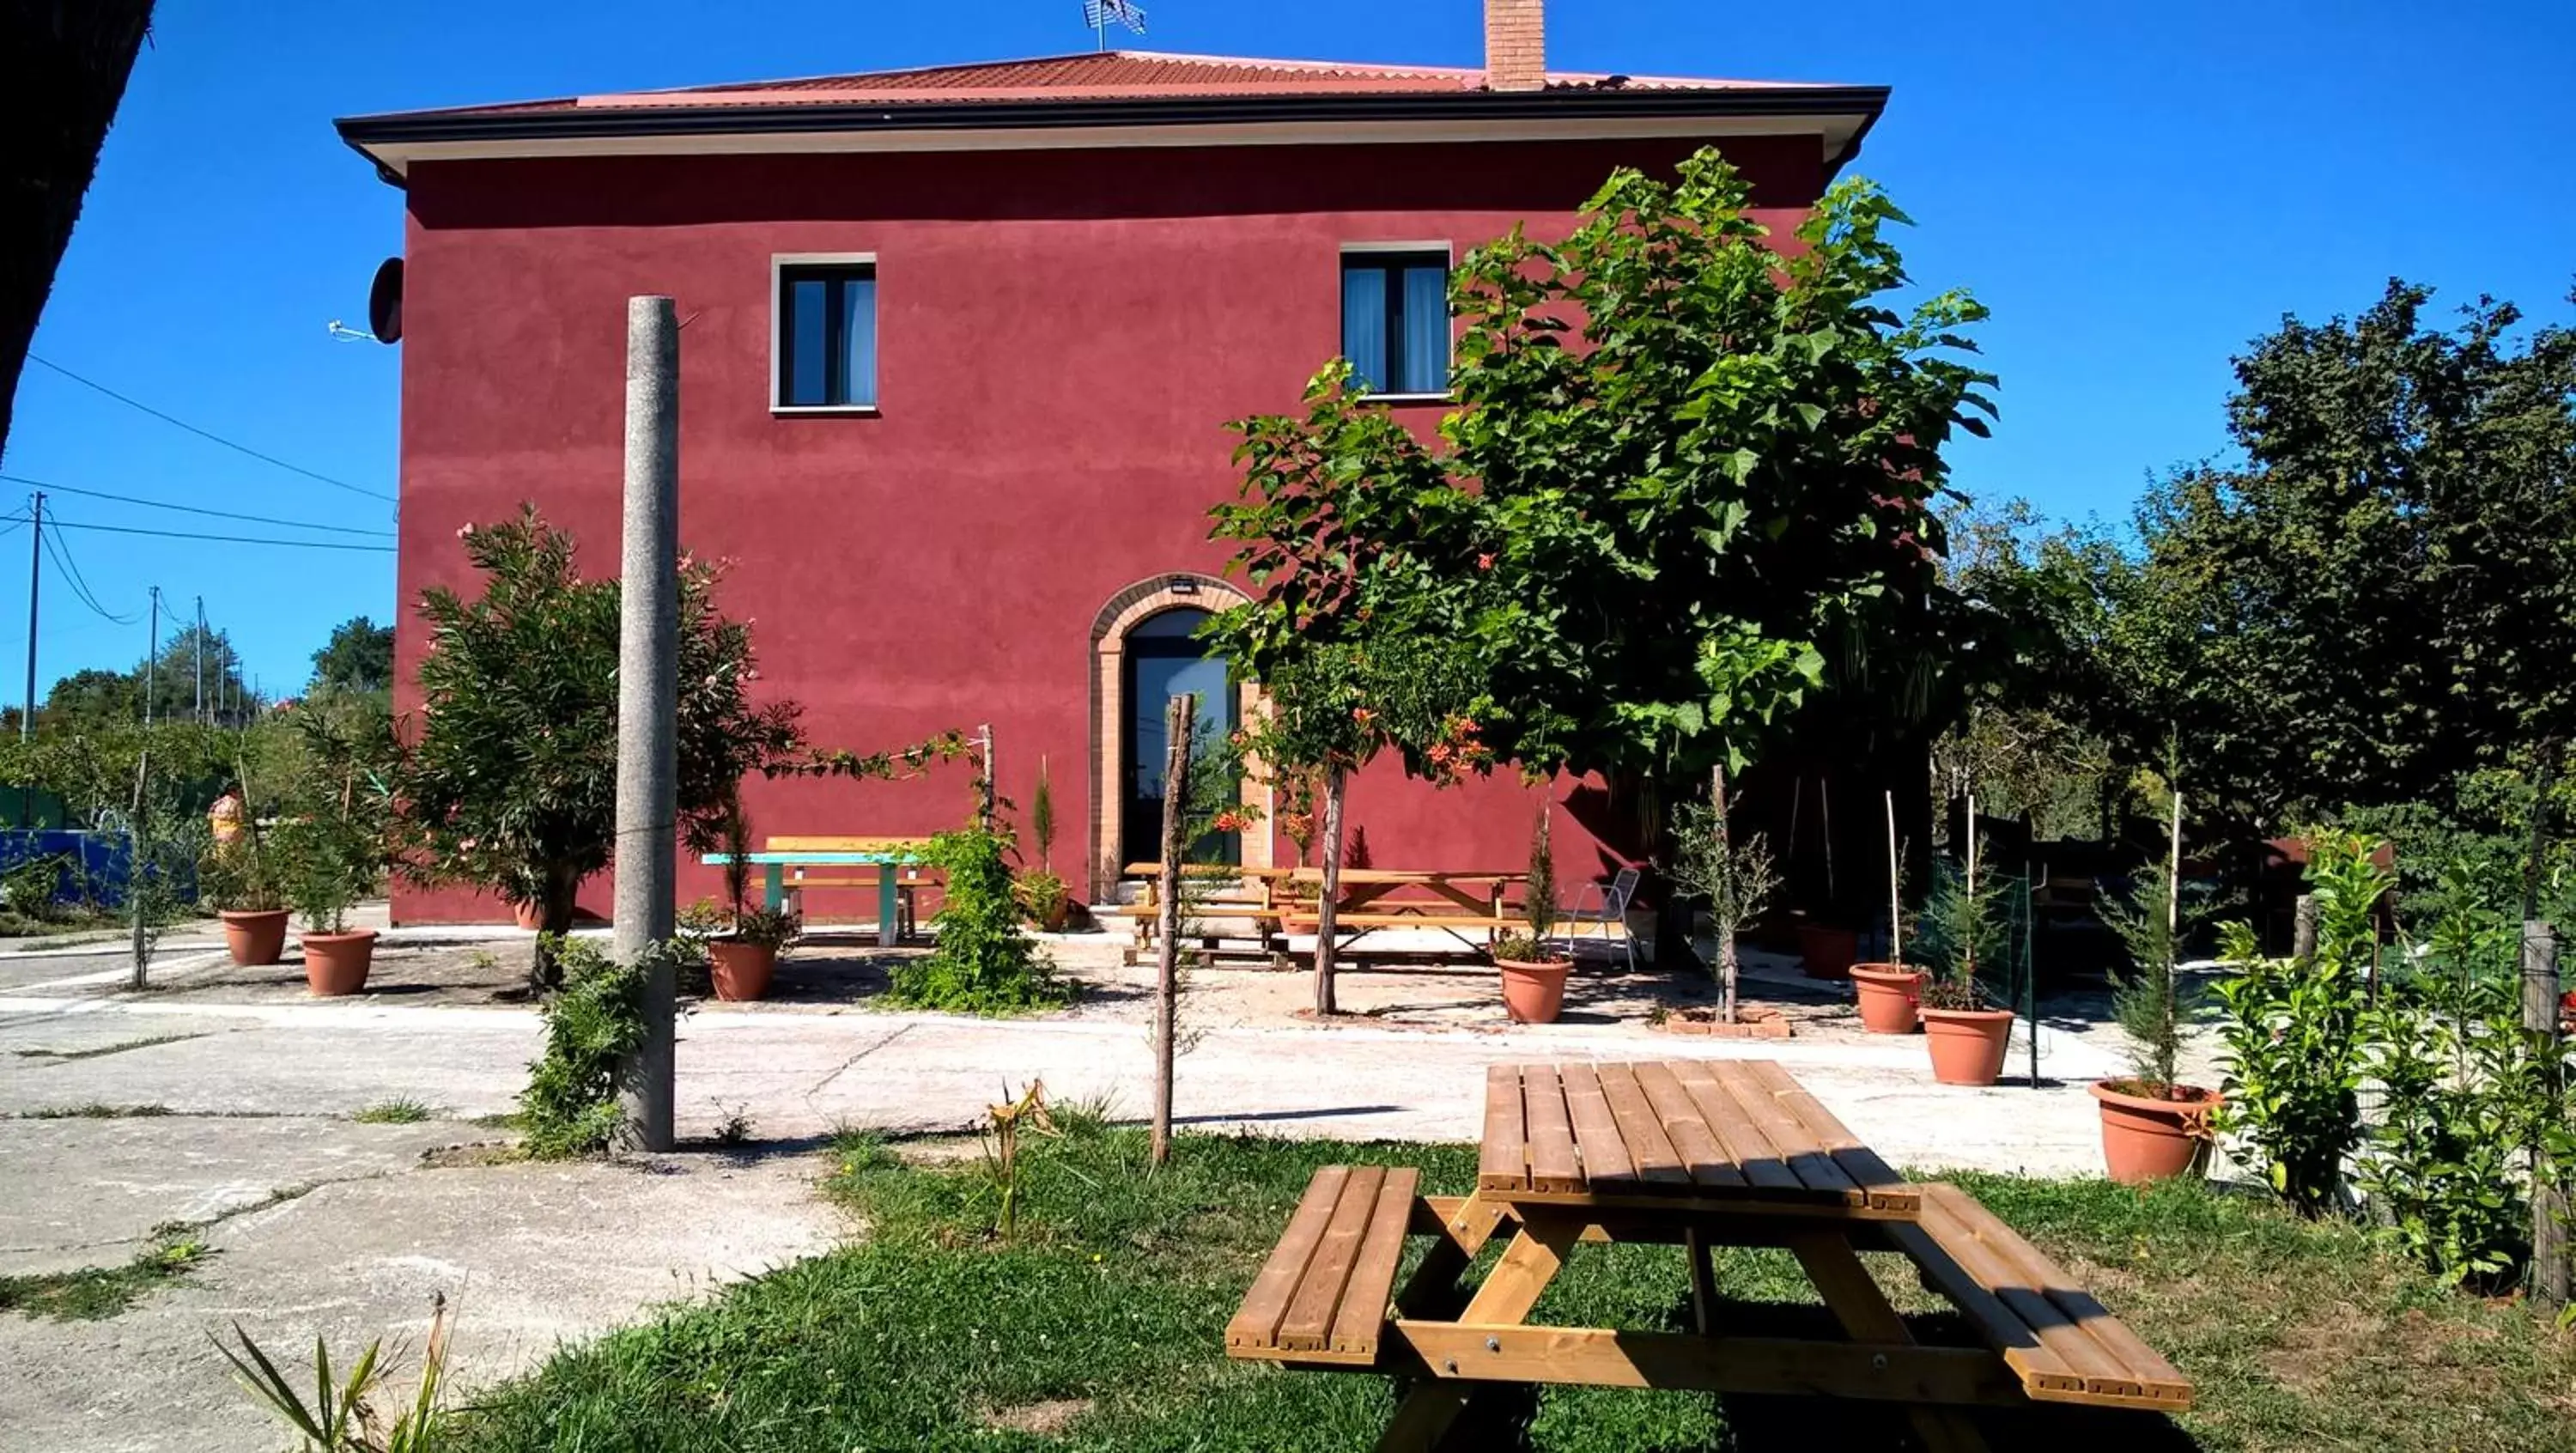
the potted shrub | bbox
[276,815,379,997]
[708,795,797,1001]
[1015,757,1073,931]
[1492,812,1572,1024]
[2093,793,2219,1182]
[1850,794,1925,1033]
[1014,869,1072,932]
[204,836,290,968]
[711,905,798,1001]
[1914,813,2013,1085]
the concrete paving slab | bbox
[0,1116,469,1275]
[0,1144,840,1453]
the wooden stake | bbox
[1820,775,1837,905]
[126,750,148,990]
[1713,763,1736,1024]
[1151,694,1192,1167]
[2524,921,2567,1308]
[1885,790,1903,965]
[1963,794,1978,981]
[1314,763,1347,1017]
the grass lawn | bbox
[452,1124,2576,1451]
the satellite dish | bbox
[367,258,404,344]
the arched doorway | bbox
[1088,575,1268,892]
[1119,608,1237,867]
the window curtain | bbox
[787,278,829,405]
[1341,265,1388,392]
[841,277,878,407]
[1400,264,1449,394]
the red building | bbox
[337,0,1886,923]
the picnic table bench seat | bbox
[1889,1182,2193,1411]
[1226,1164,1420,1367]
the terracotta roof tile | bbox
[394,50,1826,119]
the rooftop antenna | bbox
[1083,0,1146,52]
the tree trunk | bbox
[0,1,155,460]
[1313,763,1346,1017]
[531,866,581,992]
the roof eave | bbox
[336,85,1891,185]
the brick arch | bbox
[1086,574,1267,897]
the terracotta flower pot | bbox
[1920,1006,2014,1085]
[2092,1080,2221,1184]
[1849,963,1925,1034]
[1496,957,1572,1024]
[301,930,377,997]
[1795,924,1858,980]
[513,901,543,931]
[709,939,779,1002]
[219,909,291,968]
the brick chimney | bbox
[1485,0,1546,93]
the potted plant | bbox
[708,794,797,1000]
[1915,804,2014,1085]
[204,836,290,968]
[2093,792,2219,1182]
[1014,868,1072,932]
[1492,811,1572,1024]
[1795,920,1859,980]
[711,905,798,1001]
[1015,757,1074,930]
[1850,790,1926,1033]
[276,814,380,997]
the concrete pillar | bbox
[615,295,680,1152]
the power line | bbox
[46,522,132,627]
[2,514,397,555]
[0,473,396,538]
[40,526,135,625]
[23,353,397,506]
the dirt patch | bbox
[980,1398,1092,1436]
[418,1140,527,1169]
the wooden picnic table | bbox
[1227,1059,2192,1451]
[700,838,930,948]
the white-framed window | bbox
[1340,242,1453,398]
[773,253,878,412]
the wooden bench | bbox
[1886,1182,2193,1411]
[1225,1164,1420,1367]
[769,836,936,934]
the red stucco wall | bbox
[390,133,1826,921]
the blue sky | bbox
[4,0,2570,698]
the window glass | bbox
[778,264,876,408]
[1340,252,1449,396]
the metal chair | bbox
[1560,867,1640,972]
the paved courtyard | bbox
[0,917,2169,1451]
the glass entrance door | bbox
[1121,610,1240,869]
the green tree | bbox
[2091,281,2576,832]
[397,506,802,987]
[309,616,396,696]
[1213,149,1995,956]
[39,666,137,731]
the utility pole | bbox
[614,295,680,1153]
[20,491,39,739]
[142,587,160,726]
[192,597,204,724]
